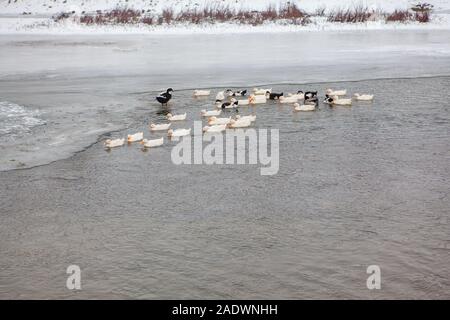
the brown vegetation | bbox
[53,3,432,27]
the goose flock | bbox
[104,87,374,149]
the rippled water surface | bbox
[0,101,45,137]
[1,76,449,299]
[0,32,449,299]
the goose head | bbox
[104,139,111,145]
[166,113,173,118]
[353,93,360,97]
[297,90,304,94]
[166,88,174,94]
[150,123,156,128]
[293,103,300,108]
[202,126,209,132]
[140,139,148,145]
[167,129,174,136]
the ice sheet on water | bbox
[0,101,45,137]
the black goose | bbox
[156,88,173,105]
[267,91,283,100]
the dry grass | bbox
[327,6,373,23]
[385,8,431,23]
[54,3,432,26]
[57,3,310,26]
[386,10,412,22]
[162,8,174,24]
[314,7,326,17]
[141,16,154,25]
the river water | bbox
[0,31,449,299]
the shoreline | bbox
[1,14,450,35]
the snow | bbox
[2,0,450,16]
[1,0,450,33]
[1,16,450,35]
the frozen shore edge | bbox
[1,14,450,35]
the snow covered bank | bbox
[1,0,450,34]
[1,15,450,35]
[2,1,450,16]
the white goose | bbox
[216,91,225,101]
[208,116,232,126]
[353,93,374,101]
[228,118,252,128]
[293,103,316,112]
[150,123,171,131]
[127,132,144,143]
[166,113,187,121]
[193,90,211,97]
[253,88,272,95]
[104,138,125,148]
[140,137,164,148]
[279,96,298,104]
[331,96,352,106]
[168,128,191,138]
[203,124,227,133]
[288,92,305,100]
[235,114,256,122]
[201,109,221,117]
[249,94,267,105]
[326,89,347,96]
[236,98,250,106]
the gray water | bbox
[1,77,449,299]
[1,31,450,171]
[0,31,450,299]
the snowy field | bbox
[1,0,450,33]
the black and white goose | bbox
[304,91,318,104]
[323,95,334,104]
[156,88,173,105]
[221,98,239,109]
[304,91,317,100]
[231,89,247,97]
